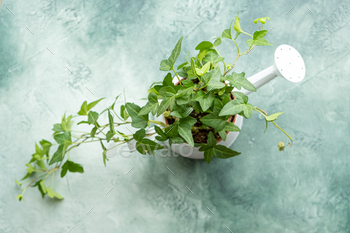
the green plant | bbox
[15,15,292,201]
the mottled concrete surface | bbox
[1,0,350,232]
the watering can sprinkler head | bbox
[273,44,306,83]
[236,44,306,95]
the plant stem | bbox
[172,67,182,85]
[148,119,167,127]
[253,107,293,142]
[213,46,227,72]
[223,45,256,77]
[242,31,253,38]
[272,121,293,141]
[231,39,240,54]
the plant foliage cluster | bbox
[16,16,291,201]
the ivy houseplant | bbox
[15,15,292,201]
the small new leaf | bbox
[254,17,270,25]
[160,37,183,71]
[61,160,84,178]
[125,103,149,128]
[195,41,213,51]
[133,129,146,142]
[233,15,243,39]
[221,20,233,39]
[265,112,284,122]
[226,72,256,92]
[246,30,273,47]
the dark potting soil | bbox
[166,110,235,144]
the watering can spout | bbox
[236,44,306,95]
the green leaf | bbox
[134,129,146,142]
[160,36,183,71]
[197,50,207,62]
[212,145,241,158]
[53,132,71,144]
[39,139,52,157]
[52,124,64,133]
[15,179,22,186]
[100,140,106,150]
[159,86,176,97]
[246,30,273,47]
[218,130,227,141]
[39,180,47,193]
[177,61,189,70]
[90,127,97,137]
[61,160,84,178]
[21,172,31,181]
[87,111,99,125]
[162,73,174,87]
[16,194,23,201]
[157,97,175,117]
[213,98,223,114]
[32,180,45,198]
[165,122,179,137]
[125,103,149,128]
[221,21,233,39]
[87,98,104,111]
[169,136,184,145]
[106,131,115,142]
[102,150,108,167]
[179,116,197,127]
[194,91,215,112]
[203,148,214,164]
[207,131,217,146]
[154,125,168,139]
[213,38,221,46]
[240,103,254,119]
[110,95,120,111]
[224,121,241,132]
[222,94,230,106]
[46,187,64,199]
[149,81,163,88]
[226,72,256,92]
[203,50,224,64]
[207,81,225,91]
[219,99,253,119]
[175,80,194,99]
[232,91,248,104]
[64,115,74,132]
[61,163,68,178]
[49,140,72,165]
[148,93,158,103]
[265,112,284,122]
[108,110,115,134]
[200,112,226,132]
[254,17,270,25]
[219,99,245,116]
[77,121,90,125]
[136,139,164,155]
[78,101,88,115]
[195,61,211,76]
[120,105,129,120]
[233,15,243,39]
[195,41,213,51]
[139,102,158,116]
[155,135,168,141]
[49,145,64,165]
[201,61,211,74]
[178,124,194,147]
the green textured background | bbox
[1,0,350,232]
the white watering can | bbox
[151,45,305,159]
